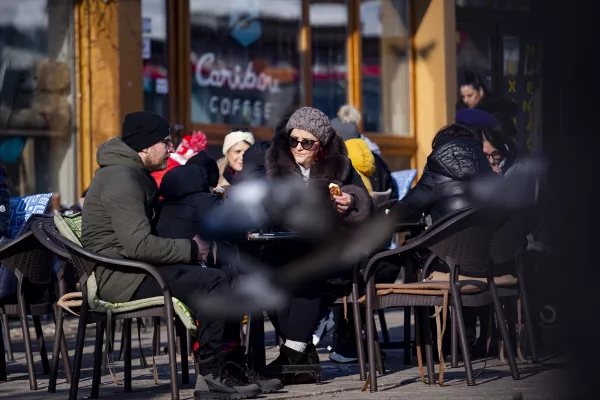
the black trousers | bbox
[133,264,241,360]
[269,281,350,344]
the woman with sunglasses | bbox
[263,107,373,383]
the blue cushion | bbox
[8,193,52,239]
[391,170,418,200]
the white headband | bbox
[222,130,255,155]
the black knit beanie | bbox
[121,111,171,152]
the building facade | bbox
[0,0,541,202]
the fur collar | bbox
[265,131,351,185]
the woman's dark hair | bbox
[481,124,518,171]
[431,123,480,148]
[461,71,489,94]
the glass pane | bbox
[361,0,410,134]
[310,0,348,120]
[503,35,519,77]
[456,29,493,99]
[500,35,542,155]
[189,0,302,128]
[0,0,76,201]
[142,0,169,119]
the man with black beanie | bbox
[82,111,268,399]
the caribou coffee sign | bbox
[194,52,281,124]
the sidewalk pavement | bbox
[1,310,570,399]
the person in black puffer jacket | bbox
[399,123,496,224]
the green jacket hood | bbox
[97,137,145,170]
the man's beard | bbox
[151,158,169,171]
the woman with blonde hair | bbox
[217,128,255,188]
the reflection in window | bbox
[142,0,169,119]
[503,35,519,77]
[456,30,493,97]
[361,0,410,134]
[0,1,75,200]
[310,0,347,120]
[189,0,301,128]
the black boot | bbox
[267,345,322,385]
[194,352,261,400]
[226,346,284,394]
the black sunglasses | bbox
[288,135,317,150]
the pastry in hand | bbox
[328,183,341,200]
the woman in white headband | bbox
[217,128,255,187]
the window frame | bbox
[169,0,416,158]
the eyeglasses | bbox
[288,135,317,150]
[485,151,503,162]
[162,137,174,148]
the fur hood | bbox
[265,131,352,186]
[265,129,373,224]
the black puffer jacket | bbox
[370,153,398,199]
[400,137,495,223]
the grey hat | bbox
[285,107,335,146]
[330,117,360,141]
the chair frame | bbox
[0,225,71,390]
[362,208,521,391]
[43,221,188,400]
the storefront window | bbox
[189,0,302,128]
[361,0,410,135]
[142,0,169,119]
[0,0,76,201]
[310,0,348,120]
[456,29,493,97]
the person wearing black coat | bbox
[399,123,496,224]
[155,164,220,242]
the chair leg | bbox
[2,314,14,361]
[451,307,459,368]
[516,257,540,364]
[32,316,50,375]
[153,317,162,356]
[351,283,367,381]
[17,287,38,390]
[403,306,412,365]
[377,310,391,344]
[69,300,89,400]
[0,317,6,381]
[504,298,519,357]
[123,319,133,393]
[165,303,180,400]
[91,321,105,399]
[49,305,65,392]
[489,279,520,380]
[177,322,189,385]
[449,285,475,385]
[417,307,435,385]
[365,281,378,392]
[118,326,126,361]
[61,327,72,384]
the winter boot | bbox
[194,352,261,400]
